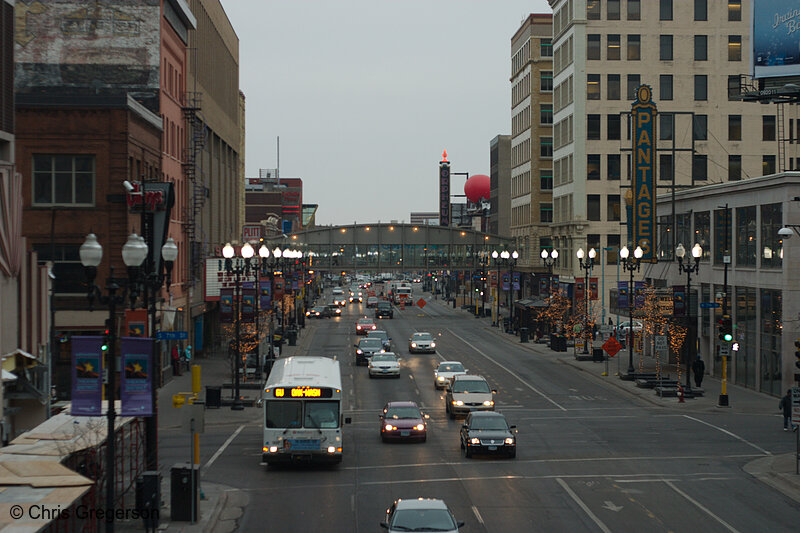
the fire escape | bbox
[182,91,208,285]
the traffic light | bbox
[101,319,112,352]
[718,315,733,342]
[795,339,800,369]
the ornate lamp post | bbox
[676,242,702,391]
[258,244,271,377]
[491,250,500,326]
[576,248,596,354]
[80,232,148,533]
[222,242,255,411]
[540,248,558,336]
[620,245,644,376]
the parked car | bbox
[381,498,463,532]
[617,320,644,336]
[355,338,384,366]
[375,301,394,319]
[366,296,379,308]
[356,317,377,334]
[445,375,496,418]
[379,401,428,442]
[434,361,467,389]
[459,411,517,458]
[409,332,436,353]
[368,353,401,378]
[367,330,392,351]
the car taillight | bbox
[357,326,361,330]
[371,325,376,330]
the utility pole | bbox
[719,204,730,407]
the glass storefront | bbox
[759,288,782,396]
[735,286,756,388]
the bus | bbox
[261,356,350,465]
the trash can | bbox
[520,327,529,343]
[136,471,160,530]
[287,328,298,346]
[170,464,198,522]
[205,386,221,409]
[593,348,605,362]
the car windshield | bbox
[452,380,490,393]
[359,339,382,349]
[413,333,433,341]
[358,319,373,325]
[378,302,391,307]
[312,307,324,312]
[438,363,464,373]
[391,509,456,531]
[385,406,421,419]
[470,417,508,430]
[369,331,388,340]
[372,355,397,363]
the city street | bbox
[158,286,800,532]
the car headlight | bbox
[357,326,361,330]
[470,437,480,445]
[453,400,463,406]
[505,437,515,445]
[380,349,385,353]
[430,342,436,348]
[327,446,336,453]
[483,400,494,406]
[269,446,278,453]
[384,424,395,431]
[305,311,311,316]
[371,325,376,330]
[437,376,445,381]
[411,343,417,348]
[357,349,363,354]
[415,424,425,431]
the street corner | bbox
[742,453,800,505]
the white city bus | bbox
[261,356,350,465]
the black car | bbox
[305,305,333,319]
[375,301,394,319]
[355,338,384,366]
[459,411,517,458]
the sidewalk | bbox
[424,293,800,502]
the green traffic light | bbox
[101,344,108,351]
[723,333,733,342]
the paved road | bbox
[165,284,800,532]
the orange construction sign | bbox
[417,298,426,308]
[602,336,622,357]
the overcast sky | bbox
[221,0,552,226]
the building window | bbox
[763,115,776,141]
[729,115,742,141]
[728,155,742,181]
[540,169,553,190]
[660,113,674,140]
[587,154,601,180]
[607,194,621,221]
[660,0,673,20]
[693,114,708,141]
[607,34,621,60]
[627,0,640,20]
[587,0,601,20]
[607,234,620,265]
[540,137,553,158]
[728,35,742,61]
[541,71,553,91]
[32,154,96,206]
[660,35,673,61]
[693,154,708,181]
[761,203,783,269]
[607,114,621,140]
[587,74,601,99]
[587,114,601,140]
[736,206,757,267]
[759,288,782,396]
[694,211,710,261]
[608,154,621,180]
[608,74,621,99]
[729,0,741,21]
[694,0,707,20]
[714,207,732,265]
[694,35,707,61]
[541,38,553,57]
[627,74,640,100]
[660,75,673,100]
[540,104,553,125]
[728,75,740,100]
[694,75,708,100]
[627,35,641,60]
[659,154,673,181]
[763,155,776,175]
[540,203,553,223]
[659,215,674,261]
[608,0,621,20]
[588,35,601,60]
[32,244,86,294]
[587,195,601,221]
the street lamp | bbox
[541,249,559,337]
[495,250,519,333]
[576,247,596,354]
[491,250,500,326]
[222,242,255,411]
[620,245,644,376]
[80,232,147,533]
[676,242,702,392]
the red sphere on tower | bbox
[464,174,490,204]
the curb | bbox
[743,453,800,505]
[203,487,230,533]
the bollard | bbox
[191,365,201,395]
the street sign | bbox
[655,335,668,357]
[700,302,720,309]
[157,331,188,340]
[416,298,426,308]
[602,337,622,357]
[719,343,730,357]
[791,387,800,426]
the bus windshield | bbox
[266,400,339,429]
[304,401,340,428]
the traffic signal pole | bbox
[719,205,730,407]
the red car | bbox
[355,317,377,335]
[380,401,428,442]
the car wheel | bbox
[508,449,516,459]
[368,373,374,379]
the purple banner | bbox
[552,275,559,292]
[618,281,629,309]
[241,288,256,323]
[220,288,234,324]
[539,277,549,295]
[635,281,647,308]
[71,336,103,416]
[120,337,153,417]
[501,272,510,291]
[673,285,686,317]
[512,272,520,291]
[292,280,300,290]
[260,280,272,310]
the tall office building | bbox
[547,0,800,315]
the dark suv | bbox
[375,301,394,319]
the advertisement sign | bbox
[439,161,451,226]
[71,336,104,416]
[120,337,153,417]
[631,85,657,261]
[752,1,800,78]
[242,224,264,242]
[220,288,234,324]
[589,277,598,300]
[673,285,686,317]
[260,280,272,310]
[124,309,147,337]
[512,272,520,291]
[241,288,256,323]
[618,281,629,309]
[501,272,510,291]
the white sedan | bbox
[434,361,467,389]
[409,332,437,353]
[368,353,401,378]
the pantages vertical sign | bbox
[631,85,657,262]
[439,152,450,227]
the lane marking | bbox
[361,474,524,486]
[203,423,245,473]
[447,328,567,411]
[555,477,613,533]
[663,480,742,533]
[683,415,771,455]
[471,505,484,525]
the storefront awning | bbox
[514,298,549,309]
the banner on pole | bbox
[512,272,520,291]
[540,277,548,295]
[71,336,104,416]
[575,280,585,301]
[259,279,272,310]
[618,281,629,309]
[124,309,147,337]
[589,277,598,300]
[673,285,686,317]
[241,288,256,323]
[220,288,234,324]
[501,272,510,291]
[120,337,153,417]
[635,281,647,308]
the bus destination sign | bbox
[273,386,333,398]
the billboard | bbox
[631,85,657,262]
[752,1,800,78]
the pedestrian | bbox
[779,389,795,431]
[184,345,192,371]
[171,344,181,376]
[691,355,705,388]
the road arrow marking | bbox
[602,501,623,512]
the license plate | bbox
[488,446,497,451]
[401,431,409,437]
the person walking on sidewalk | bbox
[779,389,795,431]
[171,344,182,377]
[691,355,705,388]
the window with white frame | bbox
[33,155,95,206]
